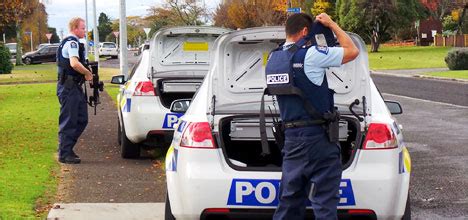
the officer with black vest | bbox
[56,17,93,164]
[267,13,359,219]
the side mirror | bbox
[111,75,126,85]
[385,101,403,115]
[170,99,192,113]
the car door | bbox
[47,47,58,62]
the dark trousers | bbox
[273,126,342,220]
[57,80,88,159]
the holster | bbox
[323,110,340,143]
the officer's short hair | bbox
[69,17,85,32]
[285,13,313,36]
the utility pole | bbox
[85,0,89,56]
[120,0,129,79]
[92,0,100,63]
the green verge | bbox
[423,70,468,80]
[0,83,59,219]
[106,84,120,105]
[368,46,451,70]
[0,63,119,84]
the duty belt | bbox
[283,119,326,129]
[58,74,84,86]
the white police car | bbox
[165,27,411,219]
[111,26,230,158]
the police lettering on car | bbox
[262,13,360,219]
[56,17,93,164]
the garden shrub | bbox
[0,44,13,74]
[445,48,468,70]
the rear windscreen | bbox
[102,43,116,48]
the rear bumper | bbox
[201,208,376,220]
[121,96,173,143]
[166,148,410,220]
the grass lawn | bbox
[0,83,60,219]
[0,63,119,84]
[368,46,451,70]
[106,84,120,105]
[423,70,468,80]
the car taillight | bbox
[180,122,216,149]
[363,123,397,150]
[133,81,156,96]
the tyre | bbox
[120,124,140,158]
[23,57,32,65]
[402,194,411,220]
[165,193,176,220]
[117,119,122,146]
[111,55,118,59]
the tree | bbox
[213,0,287,29]
[0,0,36,65]
[166,0,206,25]
[311,0,335,17]
[336,0,426,52]
[111,17,145,47]
[420,0,452,21]
[22,2,48,50]
[98,12,113,42]
[48,27,60,43]
[145,6,187,35]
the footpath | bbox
[47,92,166,220]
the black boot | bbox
[59,155,81,164]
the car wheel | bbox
[165,193,176,220]
[117,119,122,146]
[402,194,411,220]
[121,123,140,158]
[111,55,118,59]
[24,57,32,65]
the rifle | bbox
[86,61,104,115]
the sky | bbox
[45,0,221,37]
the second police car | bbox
[165,27,411,219]
[111,26,230,158]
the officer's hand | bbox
[315,13,334,28]
[85,72,93,81]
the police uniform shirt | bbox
[61,34,80,59]
[284,42,344,86]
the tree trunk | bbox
[370,31,380,52]
[15,22,23,66]
[458,4,467,34]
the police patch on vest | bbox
[70,42,78,48]
[316,45,329,55]
[266,73,289,85]
[293,63,304,68]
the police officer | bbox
[271,13,359,219]
[56,17,93,164]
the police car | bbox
[111,26,230,158]
[165,27,411,219]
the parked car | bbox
[99,42,118,59]
[22,45,59,64]
[37,43,60,51]
[111,26,230,158]
[164,27,411,220]
[5,43,17,58]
